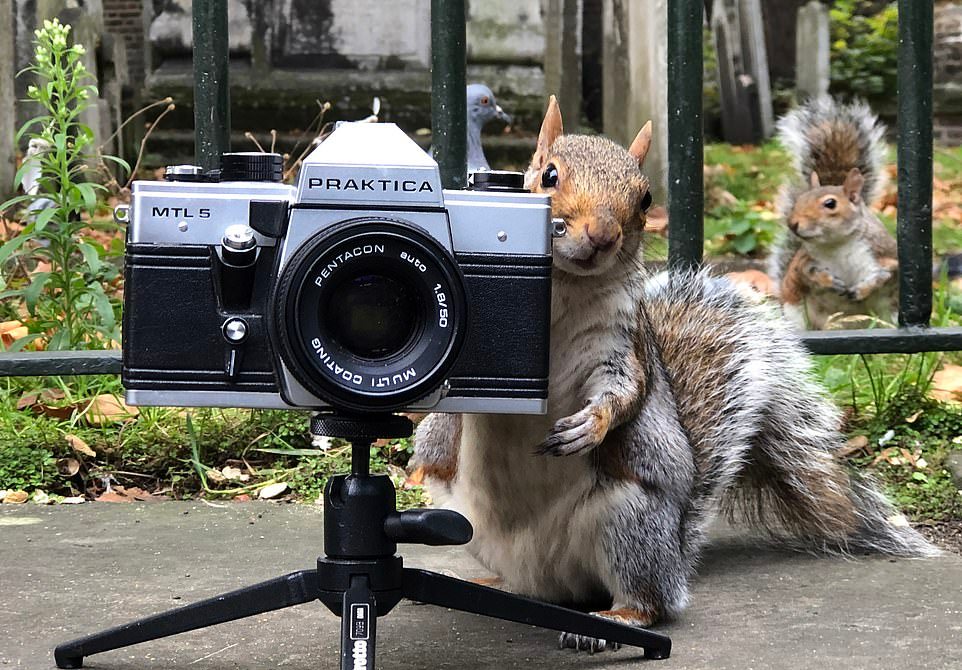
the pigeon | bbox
[465,84,511,172]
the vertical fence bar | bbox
[667,0,704,270]
[192,0,230,172]
[431,0,467,190]
[896,0,934,328]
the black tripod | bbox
[54,413,671,669]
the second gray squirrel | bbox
[769,96,898,329]
[412,96,936,653]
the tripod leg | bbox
[54,569,319,669]
[402,568,671,659]
[341,575,376,670]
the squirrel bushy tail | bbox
[777,96,887,203]
[721,369,937,557]
[770,97,888,282]
[647,269,935,558]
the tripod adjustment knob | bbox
[384,509,473,546]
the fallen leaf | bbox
[406,465,426,487]
[96,491,133,503]
[60,496,86,505]
[32,490,52,505]
[872,446,898,466]
[123,487,154,501]
[57,457,81,477]
[206,469,226,483]
[0,490,7,501]
[258,482,289,500]
[84,395,139,425]
[65,434,96,458]
[877,429,896,446]
[3,490,29,504]
[837,435,869,458]
[233,494,252,502]
[0,320,27,347]
[905,410,922,423]
[221,466,248,482]
[930,364,962,403]
[16,393,38,411]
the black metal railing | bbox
[0,0,956,379]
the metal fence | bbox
[0,0,957,379]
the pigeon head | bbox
[467,84,511,127]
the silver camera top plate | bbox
[296,123,443,208]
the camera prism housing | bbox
[121,123,553,414]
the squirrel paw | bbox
[847,270,892,301]
[808,266,848,295]
[536,402,611,456]
[557,608,657,654]
[558,632,621,654]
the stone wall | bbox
[130,0,546,165]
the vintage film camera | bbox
[120,123,554,414]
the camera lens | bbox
[322,273,421,359]
[271,218,467,412]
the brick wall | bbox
[103,0,146,87]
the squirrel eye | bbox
[480,96,490,105]
[541,164,559,189]
[823,198,837,210]
[641,190,653,212]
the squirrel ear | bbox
[628,121,653,168]
[810,171,821,189]
[844,168,864,204]
[531,95,564,169]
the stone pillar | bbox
[740,0,772,138]
[602,0,668,199]
[544,0,583,130]
[710,0,774,143]
[795,0,830,101]
[1,0,14,197]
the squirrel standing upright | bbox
[413,97,935,652]
[769,97,898,329]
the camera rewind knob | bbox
[220,152,284,182]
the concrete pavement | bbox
[1,502,960,670]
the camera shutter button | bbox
[223,318,248,343]
[223,225,256,251]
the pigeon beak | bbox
[495,105,512,124]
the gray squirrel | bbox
[769,97,898,329]
[412,96,936,652]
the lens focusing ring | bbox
[272,219,467,412]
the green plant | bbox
[830,1,898,102]
[0,405,61,491]
[0,18,129,350]
[704,201,780,256]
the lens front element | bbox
[273,219,466,411]
[322,272,421,359]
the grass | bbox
[0,374,426,508]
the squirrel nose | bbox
[586,229,619,252]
